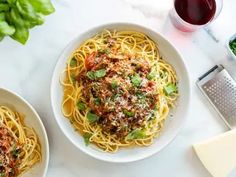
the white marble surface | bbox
[0,0,236,176]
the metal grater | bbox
[197,65,236,129]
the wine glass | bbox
[170,0,223,32]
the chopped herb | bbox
[111,93,118,100]
[98,48,111,54]
[164,83,177,95]
[86,69,106,80]
[11,147,20,158]
[83,133,92,146]
[77,101,86,111]
[123,109,134,117]
[131,74,142,87]
[0,173,5,177]
[154,105,159,112]
[104,97,110,103]
[109,107,115,112]
[86,71,96,80]
[160,72,167,79]
[147,112,155,121]
[95,69,106,78]
[147,69,156,80]
[111,80,118,89]
[71,75,76,83]
[136,92,146,105]
[125,129,146,140]
[105,48,111,54]
[111,90,123,100]
[87,112,99,123]
[98,49,105,53]
[229,38,236,56]
[136,92,145,99]
[94,98,101,105]
[70,57,77,67]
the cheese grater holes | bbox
[200,69,236,128]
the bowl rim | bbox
[50,22,191,163]
[0,87,50,176]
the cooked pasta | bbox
[0,106,41,176]
[61,30,178,152]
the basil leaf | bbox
[0,12,5,20]
[94,98,101,105]
[95,69,106,78]
[111,80,118,89]
[9,8,24,27]
[28,0,55,15]
[7,0,16,4]
[0,34,4,41]
[131,74,142,87]
[70,57,77,67]
[0,3,9,12]
[160,72,167,79]
[83,133,92,146]
[86,69,106,80]
[0,13,4,40]
[125,129,146,140]
[16,0,44,25]
[70,74,76,84]
[86,71,96,80]
[9,8,32,28]
[163,83,177,95]
[77,101,85,111]
[0,20,15,35]
[10,26,29,44]
[111,93,120,100]
[123,109,134,117]
[147,69,156,80]
[98,48,111,55]
[136,92,145,99]
[87,112,99,123]
[229,39,236,56]
[154,105,159,112]
[11,146,20,158]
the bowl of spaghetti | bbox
[51,23,190,162]
[0,88,49,176]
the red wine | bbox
[174,0,216,25]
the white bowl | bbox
[51,23,191,163]
[0,88,49,176]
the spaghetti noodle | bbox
[0,106,41,176]
[61,30,178,152]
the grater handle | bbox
[198,65,219,81]
[193,129,236,177]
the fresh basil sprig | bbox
[0,0,54,44]
[86,69,106,80]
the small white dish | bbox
[0,88,49,177]
[51,23,191,163]
[226,33,236,60]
